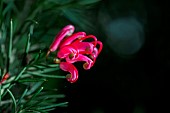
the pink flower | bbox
[60,62,78,83]
[47,25,75,56]
[47,25,103,83]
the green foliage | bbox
[0,0,101,112]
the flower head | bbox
[47,25,103,83]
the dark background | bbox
[0,0,167,113]
[53,0,167,113]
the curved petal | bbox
[66,54,93,70]
[75,35,98,46]
[71,41,95,54]
[89,41,103,66]
[60,62,78,83]
[57,45,78,59]
[91,47,98,59]
[59,32,86,48]
[88,47,98,67]
[96,41,103,54]
[90,41,103,59]
[49,25,75,52]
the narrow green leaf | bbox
[78,0,101,5]
[27,72,66,79]
[36,94,65,100]
[18,78,47,83]
[0,1,3,24]
[26,82,43,96]
[0,68,1,78]
[33,101,58,106]
[43,108,56,112]
[23,97,49,110]
[17,88,28,105]
[0,84,1,104]
[0,49,4,68]
[32,63,59,68]
[30,65,45,69]
[45,64,60,68]
[15,67,27,81]
[27,67,59,74]
[8,18,13,59]
[36,102,68,110]
[29,50,42,64]
[1,82,10,89]
[29,24,34,35]
[25,33,31,54]
[6,19,13,72]
[24,87,43,107]
[1,83,15,98]
[25,19,38,25]
[7,89,17,112]
[26,109,48,113]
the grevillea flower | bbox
[47,25,103,83]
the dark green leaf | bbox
[26,82,43,96]
[77,0,101,5]
[7,89,17,112]
[14,67,27,81]
[17,88,28,105]
[25,33,31,54]
[35,102,68,110]
[0,84,1,103]
[33,63,59,68]
[24,87,43,107]
[35,94,65,100]
[26,72,66,79]
[18,78,47,83]
[27,66,59,73]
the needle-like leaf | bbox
[7,89,17,112]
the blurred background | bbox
[61,0,167,113]
[1,0,167,113]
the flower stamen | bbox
[69,53,74,59]
[83,63,88,70]
[54,58,61,64]
[66,74,72,79]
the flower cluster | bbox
[47,25,103,83]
